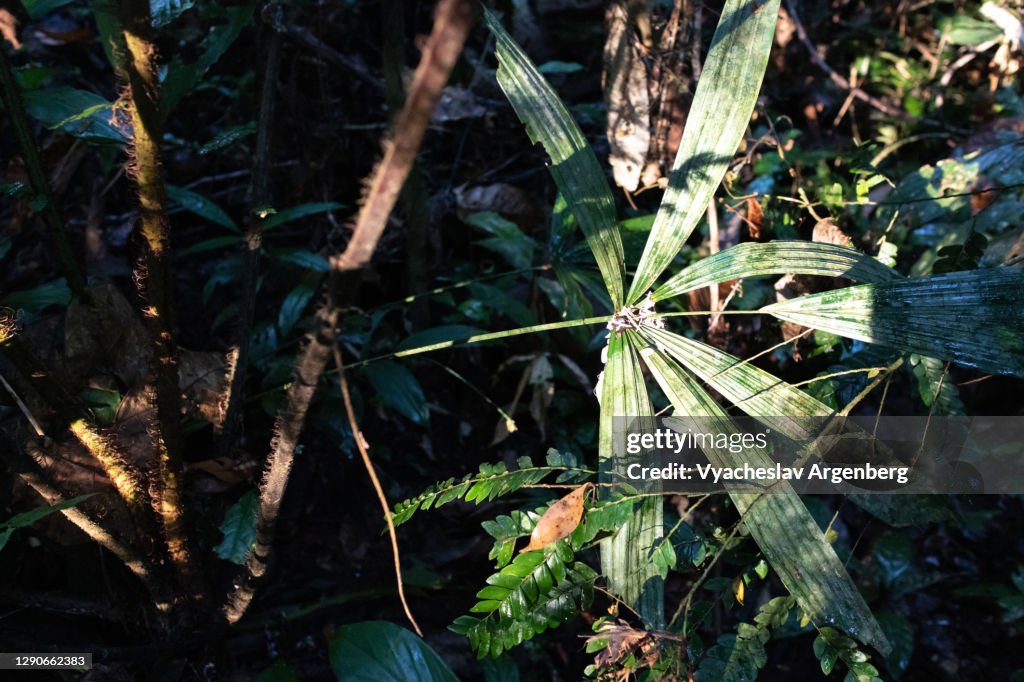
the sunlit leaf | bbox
[761,269,1024,376]
[637,342,890,655]
[654,241,901,301]
[628,0,781,303]
[485,9,626,307]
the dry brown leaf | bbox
[587,620,650,668]
[746,197,765,239]
[520,482,592,553]
[454,183,537,224]
[811,217,854,247]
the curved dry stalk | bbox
[222,0,477,623]
[331,340,422,636]
[15,464,170,614]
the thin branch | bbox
[331,340,422,635]
[222,0,477,623]
[9,454,170,614]
[784,0,910,121]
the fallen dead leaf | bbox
[520,482,592,553]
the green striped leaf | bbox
[761,268,1024,376]
[642,326,831,440]
[598,331,663,626]
[627,0,781,303]
[637,343,890,655]
[485,9,626,307]
[654,241,901,301]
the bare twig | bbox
[785,0,910,121]
[331,341,422,635]
[278,21,383,92]
[222,0,477,623]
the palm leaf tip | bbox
[483,9,627,307]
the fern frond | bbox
[696,596,796,682]
[392,455,589,526]
[451,548,597,658]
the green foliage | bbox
[214,490,258,565]
[813,627,882,682]
[451,544,597,658]
[762,269,1024,376]
[328,621,457,682]
[392,455,579,527]
[365,361,430,425]
[695,597,795,682]
[0,495,95,553]
[21,88,128,143]
[464,212,538,271]
[484,9,626,307]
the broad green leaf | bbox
[365,361,429,425]
[214,490,258,565]
[2,278,71,313]
[761,269,1024,376]
[180,235,244,255]
[167,184,238,231]
[329,621,457,682]
[150,0,196,27]
[261,202,346,232]
[637,343,890,655]
[22,88,128,143]
[277,274,322,336]
[485,9,626,307]
[642,326,831,440]
[464,212,538,270]
[627,0,781,303]
[161,3,256,115]
[598,331,663,626]
[654,241,901,301]
[270,248,331,272]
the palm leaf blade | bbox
[637,342,890,655]
[598,331,663,626]
[654,241,901,301]
[627,0,781,303]
[485,10,626,306]
[761,269,1024,376]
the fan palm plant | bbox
[392,0,1024,664]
